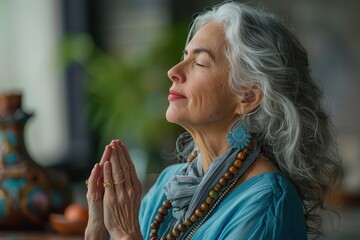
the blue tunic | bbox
[139,163,308,239]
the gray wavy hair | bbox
[176,1,343,237]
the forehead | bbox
[187,22,227,56]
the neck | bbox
[186,125,231,173]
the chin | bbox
[166,108,182,124]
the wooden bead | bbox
[214,183,223,191]
[166,233,175,240]
[219,177,228,186]
[158,207,168,216]
[224,171,233,180]
[151,222,160,229]
[200,202,209,212]
[150,237,158,240]
[243,147,250,154]
[237,152,246,160]
[195,208,204,217]
[150,229,158,237]
[233,159,243,168]
[205,197,214,205]
[184,218,192,227]
[155,214,164,223]
[194,208,203,218]
[190,214,198,222]
[172,228,180,237]
[209,190,218,199]
[214,183,223,192]
[163,200,171,209]
[177,223,187,232]
[191,151,198,157]
[229,166,238,174]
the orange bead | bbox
[167,233,175,239]
[229,166,238,174]
[155,214,164,223]
[163,200,171,209]
[214,183,223,191]
[190,214,198,222]
[243,147,250,154]
[237,152,246,160]
[233,159,243,168]
[184,218,192,227]
[150,229,158,237]
[195,208,204,217]
[205,197,214,205]
[158,207,167,216]
[219,177,228,186]
[224,171,234,180]
[177,223,187,232]
[172,228,180,237]
[200,203,209,212]
[151,222,160,229]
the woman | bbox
[85,1,343,239]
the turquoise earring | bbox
[226,116,252,150]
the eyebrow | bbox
[183,48,216,61]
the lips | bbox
[168,90,186,101]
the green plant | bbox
[60,24,189,170]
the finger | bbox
[87,163,101,194]
[103,161,115,197]
[118,141,141,190]
[99,145,112,166]
[111,140,131,186]
[109,145,126,194]
[112,142,131,190]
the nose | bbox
[167,62,185,83]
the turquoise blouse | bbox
[139,163,308,239]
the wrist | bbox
[110,231,143,240]
[85,223,109,240]
[120,234,143,240]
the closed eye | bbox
[195,62,205,67]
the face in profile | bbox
[166,22,240,130]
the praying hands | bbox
[85,140,143,240]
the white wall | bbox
[0,0,68,166]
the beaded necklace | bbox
[149,140,255,240]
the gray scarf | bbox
[164,145,260,222]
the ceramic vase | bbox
[0,93,68,229]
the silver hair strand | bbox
[176,1,343,237]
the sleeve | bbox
[219,178,307,240]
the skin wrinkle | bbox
[167,22,239,171]
[167,22,262,172]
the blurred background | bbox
[0,0,359,238]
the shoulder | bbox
[196,172,307,239]
[232,172,303,214]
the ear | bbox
[235,85,263,115]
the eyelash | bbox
[195,62,205,67]
[181,54,206,67]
